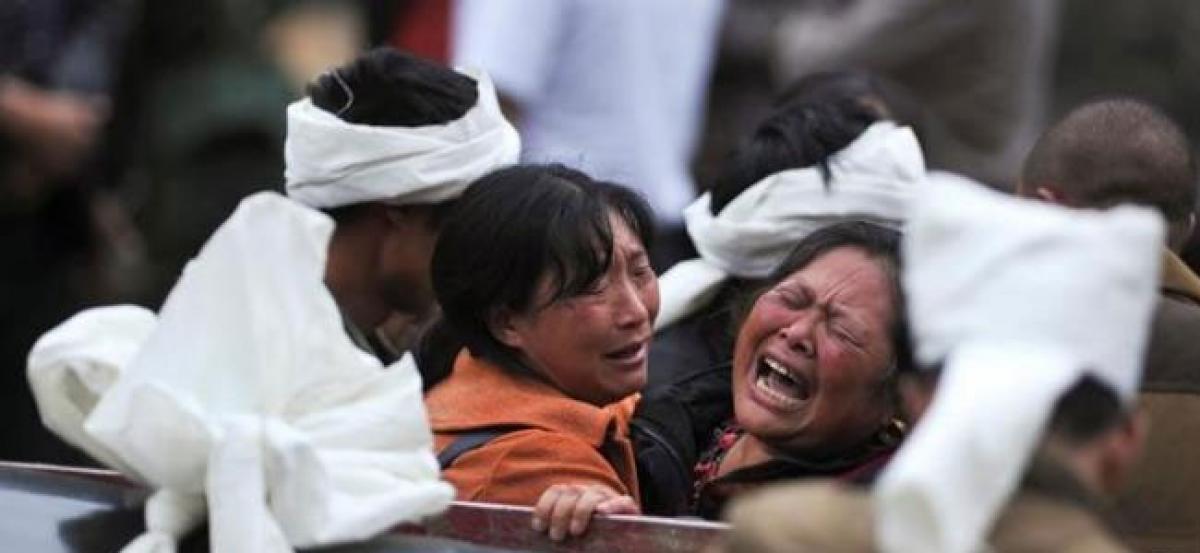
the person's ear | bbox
[1098,408,1149,496]
[487,307,528,350]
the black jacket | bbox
[632,364,733,516]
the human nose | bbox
[779,310,819,358]
[611,277,650,329]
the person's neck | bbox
[324,222,388,331]
[1037,441,1107,500]
[719,434,776,476]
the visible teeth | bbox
[756,373,804,408]
[764,358,796,383]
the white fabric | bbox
[453,0,725,220]
[27,305,157,479]
[875,176,1163,553]
[284,69,520,209]
[655,121,924,329]
[29,192,452,552]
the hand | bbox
[531,483,640,542]
[0,79,108,176]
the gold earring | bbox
[878,417,907,447]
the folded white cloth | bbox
[284,69,520,209]
[655,121,923,330]
[27,305,157,479]
[875,175,1163,553]
[29,192,453,553]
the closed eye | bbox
[773,288,810,309]
[831,324,864,348]
[827,308,868,348]
[630,262,653,280]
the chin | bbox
[606,374,647,402]
[618,376,648,399]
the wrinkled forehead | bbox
[777,247,896,314]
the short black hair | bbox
[1022,98,1197,222]
[308,47,478,127]
[709,99,882,215]
[775,70,925,137]
[430,164,656,373]
[743,221,913,375]
[1047,374,1127,446]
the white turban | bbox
[874,175,1163,553]
[284,69,520,209]
[28,192,453,553]
[655,121,924,330]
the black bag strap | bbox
[438,427,525,470]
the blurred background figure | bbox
[452,0,726,268]
[1,0,138,464]
[711,0,1060,191]
[109,0,365,300]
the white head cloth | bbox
[29,192,453,553]
[655,121,924,330]
[284,68,520,209]
[874,174,1163,553]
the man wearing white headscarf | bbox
[718,176,1162,552]
[284,47,519,363]
[20,46,522,551]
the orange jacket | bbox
[424,351,640,507]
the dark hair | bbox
[709,99,882,215]
[775,70,925,136]
[1047,374,1127,445]
[742,221,913,375]
[430,163,656,373]
[1022,98,1197,223]
[308,47,478,127]
[310,48,476,220]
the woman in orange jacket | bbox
[421,163,659,538]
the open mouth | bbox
[604,341,646,365]
[753,356,812,409]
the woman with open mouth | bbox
[635,220,911,520]
[422,163,659,527]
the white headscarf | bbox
[655,121,924,330]
[874,175,1163,553]
[284,69,520,209]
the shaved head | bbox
[1021,99,1197,226]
